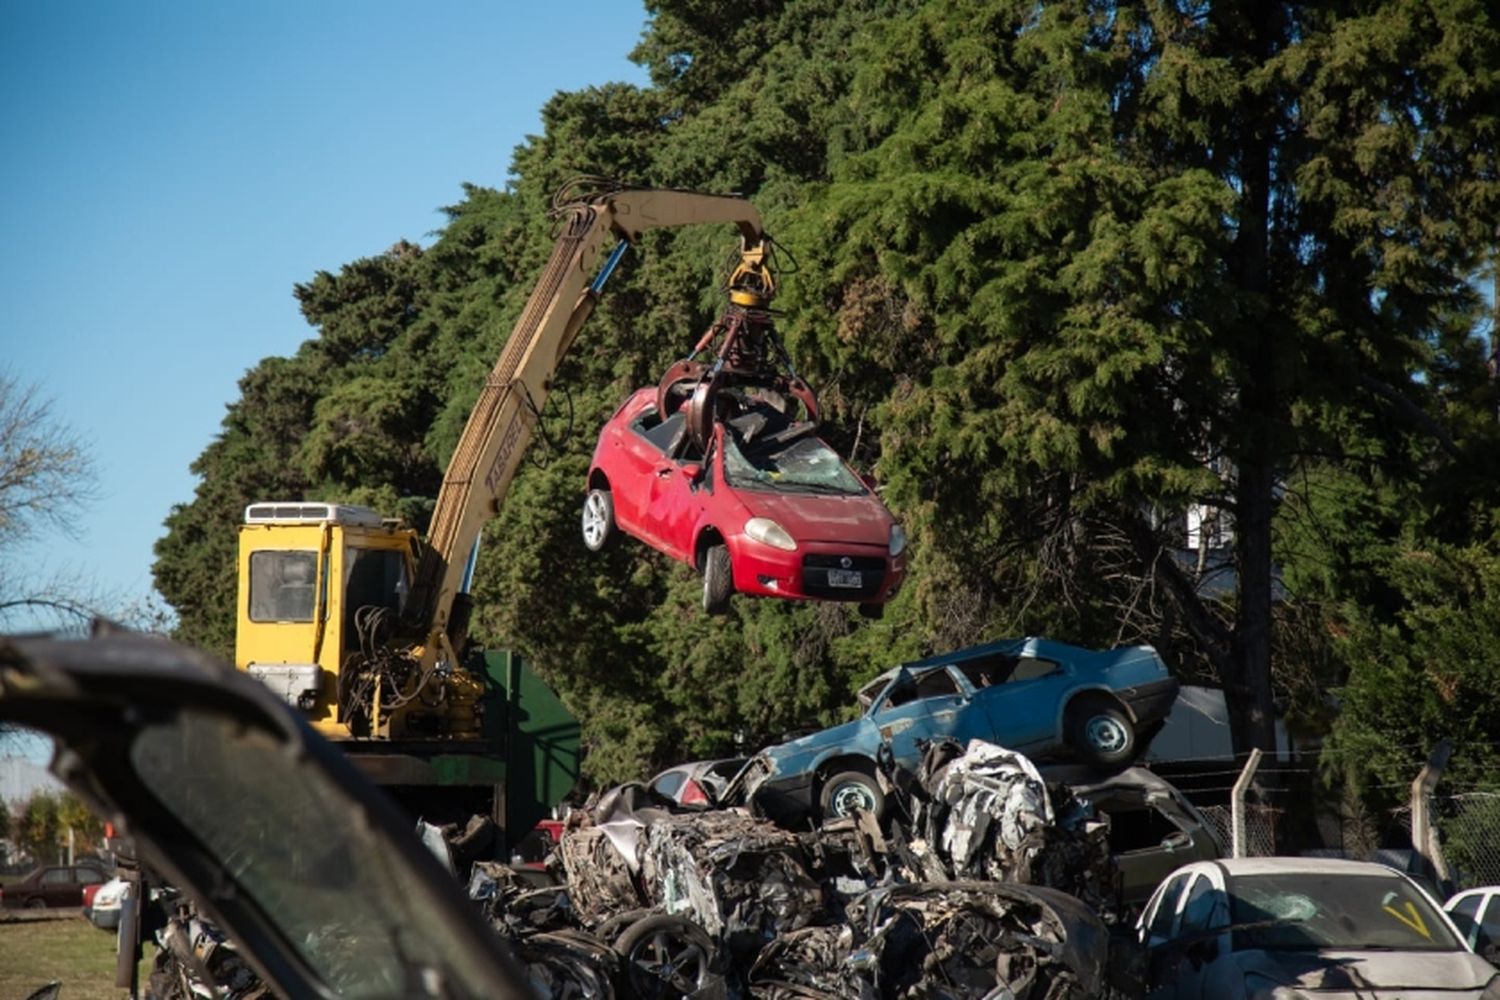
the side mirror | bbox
[859,473,878,490]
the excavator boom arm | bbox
[408,186,766,657]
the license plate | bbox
[827,569,863,588]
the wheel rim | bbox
[828,780,876,817]
[629,929,707,998]
[1085,715,1129,755]
[581,493,608,548]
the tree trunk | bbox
[1222,1,1283,756]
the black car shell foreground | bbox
[0,628,532,1000]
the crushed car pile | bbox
[464,737,1142,999]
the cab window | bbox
[345,548,406,614]
[249,551,319,622]
[342,547,406,654]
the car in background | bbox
[1045,765,1223,908]
[85,876,130,929]
[1447,885,1500,962]
[81,879,104,912]
[735,637,1177,822]
[0,862,110,909]
[648,757,748,807]
[1138,857,1496,998]
[583,388,907,615]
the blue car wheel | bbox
[1068,700,1136,768]
[819,770,885,820]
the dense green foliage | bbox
[155,0,1500,794]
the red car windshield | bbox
[722,433,866,496]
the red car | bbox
[583,388,907,614]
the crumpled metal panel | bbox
[843,881,1106,999]
[639,811,824,945]
[1031,786,1119,922]
[468,861,576,934]
[905,738,1119,914]
[511,928,619,999]
[489,742,1134,998]
[560,824,642,924]
[744,881,1108,999]
[916,739,1055,881]
[466,861,619,997]
[747,925,872,999]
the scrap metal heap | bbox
[468,738,1141,999]
[140,739,1136,998]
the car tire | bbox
[701,544,733,615]
[819,769,885,821]
[614,913,715,1000]
[858,602,884,620]
[26,897,46,909]
[1067,698,1136,768]
[581,489,616,552]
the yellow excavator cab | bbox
[235,502,416,737]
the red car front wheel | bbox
[701,544,733,615]
[581,489,616,552]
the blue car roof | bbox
[898,636,1154,674]
[901,637,1031,672]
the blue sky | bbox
[2,1,651,622]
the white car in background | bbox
[86,876,130,930]
[1138,857,1498,998]
[1448,886,1500,963]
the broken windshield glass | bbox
[722,433,865,496]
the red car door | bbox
[641,446,711,562]
[611,407,697,550]
[607,414,662,537]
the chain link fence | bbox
[1438,792,1500,890]
[1198,802,1281,857]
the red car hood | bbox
[737,490,894,547]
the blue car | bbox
[738,637,1178,822]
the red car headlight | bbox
[889,524,907,557]
[745,517,797,551]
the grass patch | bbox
[0,916,133,1000]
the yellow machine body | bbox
[234,502,416,738]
